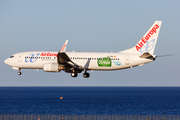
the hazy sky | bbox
[0,0,180,86]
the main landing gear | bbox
[83,72,90,78]
[70,71,90,78]
[71,72,77,77]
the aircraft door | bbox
[125,55,129,65]
[18,55,22,62]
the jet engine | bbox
[43,63,65,72]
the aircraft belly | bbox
[22,60,56,69]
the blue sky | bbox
[0,0,180,86]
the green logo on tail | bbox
[97,57,111,67]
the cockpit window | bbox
[10,56,14,58]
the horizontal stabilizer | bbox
[156,54,175,58]
[140,52,156,60]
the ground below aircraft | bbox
[4,21,162,78]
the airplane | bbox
[4,21,162,78]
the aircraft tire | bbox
[71,72,77,77]
[17,72,22,75]
[83,72,90,78]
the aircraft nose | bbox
[4,58,9,65]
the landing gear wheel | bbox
[17,72,22,75]
[83,72,90,78]
[71,72,77,77]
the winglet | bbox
[60,40,68,52]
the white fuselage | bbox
[4,51,153,71]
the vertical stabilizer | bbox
[119,21,162,55]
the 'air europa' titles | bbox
[135,24,160,51]
[40,53,57,57]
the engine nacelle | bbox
[43,63,64,72]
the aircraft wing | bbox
[57,52,82,70]
[58,40,83,71]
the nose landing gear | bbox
[17,69,22,75]
[17,72,22,75]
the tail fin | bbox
[119,21,162,55]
